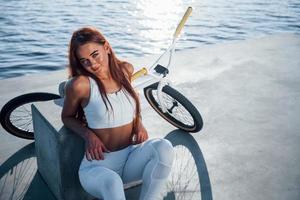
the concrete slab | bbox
[1,33,299,200]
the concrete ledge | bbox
[31,99,93,200]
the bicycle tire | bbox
[144,82,203,133]
[0,92,61,140]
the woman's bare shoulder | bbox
[120,61,134,79]
[123,62,134,74]
[65,75,90,97]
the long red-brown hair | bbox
[68,26,141,135]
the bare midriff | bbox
[91,121,134,152]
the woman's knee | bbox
[147,139,174,180]
[101,173,124,195]
[79,167,124,199]
[151,138,174,166]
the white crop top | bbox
[83,77,135,129]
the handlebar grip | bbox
[131,67,148,82]
[173,7,193,38]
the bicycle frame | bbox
[132,7,193,113]
[59,7,193,114]
[132,44,175,113]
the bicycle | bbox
[0,7,203,140]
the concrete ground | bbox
[0,34,299,199]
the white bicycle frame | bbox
[132,7,193,113]
[59,7,193,114]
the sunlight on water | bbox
[0,0,299,79]
[136,0,183,40]
[129,0,194,54]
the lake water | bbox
[0,0,299,79]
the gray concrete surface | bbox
[32,102,91,200]
[1,34,300,200]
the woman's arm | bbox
[61,77,90,138]
[61,76,108,160]
[134,117,149,144]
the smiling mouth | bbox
[93,66,101,73]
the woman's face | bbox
[76,42,110,77]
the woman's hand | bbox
[134,122,149,144]
[85,132,109,161]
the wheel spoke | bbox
[0,92,60,139]
[9,104,33,132]
[152,90,194,127]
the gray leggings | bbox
[78,138,174,200]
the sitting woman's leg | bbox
[122,138,174,200]
[79,166,125,200]
[78,146,133,200]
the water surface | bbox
[0,0,299,79]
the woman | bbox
[61,27,174,200]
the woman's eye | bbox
[82,60,91,67]
[92,53,99,58]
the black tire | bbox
[0,92,61,140]
[144,82,203,133]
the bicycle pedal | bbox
[154,64,169,76]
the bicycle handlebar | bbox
[131,67,148,82]
[173,7,193,38]
[134,7,193,79]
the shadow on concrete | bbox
[163,129,213,200]
[0,142,56,200]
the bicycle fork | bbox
[157,77,174,113]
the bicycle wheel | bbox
[0,92,61,139]
[144,82,203,133]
